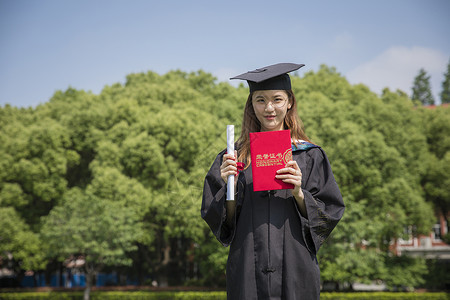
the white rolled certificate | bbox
[226,125,234,201]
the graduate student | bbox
[201,63,345,299]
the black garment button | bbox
[262,267,276,274]
[260,190,275,198]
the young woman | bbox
[201,63,345,300]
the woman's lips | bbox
[264,115,276,120]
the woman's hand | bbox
[275,160,306,216]
[220,150,238,189]
[221,150,239,225]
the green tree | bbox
[421,104,450,233]
[41,175,146,300]
[296,66,434,289]
[412,68,435,106]
[0,207,46,281]
[424,154,450,232]
[0,65,445,291]
[440,59,450,104]
[383,256,428,290]
[0,113,78,230]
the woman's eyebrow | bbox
[273,93,286,98]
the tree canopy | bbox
[411,68,435,106]
[440,59,450,104]
[0,65,449,293]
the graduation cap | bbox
[230,63,305,93]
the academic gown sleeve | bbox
[201,150,243,247]
[297,147,345,255]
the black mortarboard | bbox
[230,63,305,93]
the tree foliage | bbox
[0,66,448,292]
[411,68,435,106]
[0,207,45,272]
[420,105,450,233]
[440,59,450,104]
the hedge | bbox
[320,292,449,300]
[0,291,448,300]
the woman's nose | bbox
[265,102,275,110]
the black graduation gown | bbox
[201,146,345,300]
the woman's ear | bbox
[288,96,293,110]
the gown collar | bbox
[291,139,319,152]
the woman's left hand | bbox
[275,160,304,201]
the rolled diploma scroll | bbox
[226,125,234,201]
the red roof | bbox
[424,103,449,109]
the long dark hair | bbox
[236,90,311,168]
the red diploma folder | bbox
[250,130,294,192]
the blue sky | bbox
[1,0,449,107]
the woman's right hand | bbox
[220,150,238,188]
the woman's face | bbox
[252,90,291,132]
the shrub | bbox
[0,291,447,300]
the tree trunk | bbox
[158,245,171,287]
[33,272,38,287]
[84,283,91,300]
[84,264,95,300]
[59,262,64,287]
